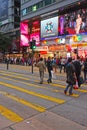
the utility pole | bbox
[30,39,36,74]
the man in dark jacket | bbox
[83,58,87,82]
[46,57,53,83]
[64,57,76,95]
[73,56,81,87]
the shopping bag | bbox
[73,80,79,89]
[51,70,56,79]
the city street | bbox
[0,63,87,130]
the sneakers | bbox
[47,80,52,83]
[69,93,73,96]
[64,90,73,96]
[47,80,49,84]
[40,82,43,84]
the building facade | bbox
[0,0,20,53]
[21,0,87,58]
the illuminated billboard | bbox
[41,16,58,39]
[30,32,40,46]
[20,22,28,35]
[0,0,8,21]
[58,8,87,36]
[20,22,29,46]
[20,34,29,47]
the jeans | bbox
[65,84,73,94]
[39,71,44,83]
[60,64,65,73]
[47,69,52,82]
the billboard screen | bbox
[41,16,58,39]
[0,0,8,21]
[20,22,28,35]
[30,32,40,46]
[58,8,87,36]
[20,34,29,47]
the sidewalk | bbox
[4,111,87,130]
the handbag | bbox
[51,70,56,79]
[73,80,79,89]
[66,75,76,85]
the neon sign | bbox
[72,35,82,42]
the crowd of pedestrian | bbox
[4,55,87,95]
[36,56,87,96]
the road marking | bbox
[0,73,87,95]
[0,72,29,81]
[0,91,46,112]
[0,105,23,122]
[52,90,79,97]
[0,82,65,104]
[0,70,87,87]
[2,71,87,93]
[0,75,79,98]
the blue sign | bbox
[0,0,8,21]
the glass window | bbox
[32,5,37,11]
[22,9,27,16]
[44,0,52,5]
[37,1,43,9]
[27,6,32,12]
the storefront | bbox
[40,4,87,58]
[20,1,87,59]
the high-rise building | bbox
[0,0,20,52]
[0,0,20,31]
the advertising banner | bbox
[20,34,29,47]
[58,8,87,36]
[41,16,58,39]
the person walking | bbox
[36,57,46,84]
[46,57,53,83]
[64,57,76,95]
[83,58,87,83]
[73,56,81,87]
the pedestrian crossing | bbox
[0,68,87,124]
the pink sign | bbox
[30,32,40,46]
[20,34,29,46]
[20,22,28,35]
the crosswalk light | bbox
[30,41,33,49]
[30,40,36,49]
[32,40,36,49]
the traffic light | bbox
[32,40,36,49]
[30,41,33,49]
[30,40,36,49]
